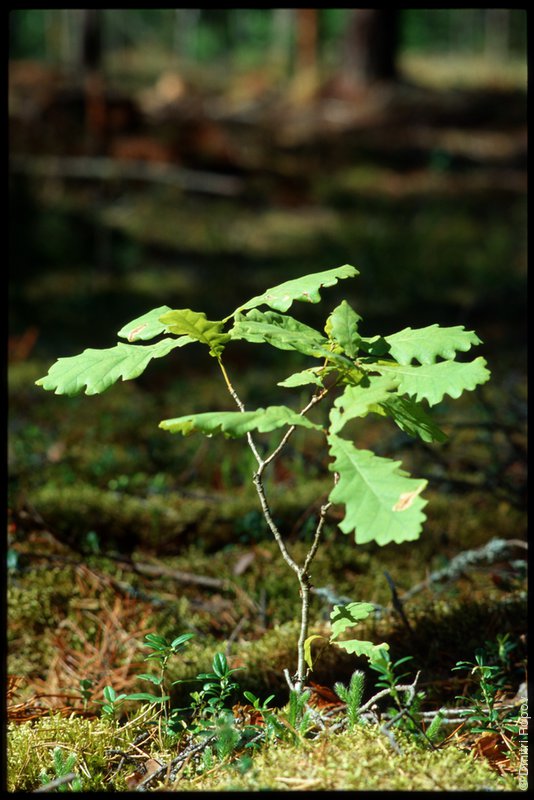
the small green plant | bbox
[36,265,490,689]
[369,649,415,710]
[184,651,242,724]
[78,678,94,709]
[334,669,365,729]
[100,632,194,726]
[453,640,519,739]
[38,746,83,792]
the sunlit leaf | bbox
[230,310,352,367]
[328,433,427,545]
[278,367,326,388]
[330,602,376,639]
[326,300,362,358]
[373,357,490,406]
[383,324,483,365]
[329,375,398,435]
[334,638,389,660]
[230,264,358,316]
[117,306,174,342]
[160,405,322,437]
[35,338,187,396]
[159,308,230,357]
[329,603,388,660]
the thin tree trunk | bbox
[342,9,399,85]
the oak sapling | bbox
[36,265,491,691]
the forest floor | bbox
[8,58,527,791]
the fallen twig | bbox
[33,773,77,792]
[402,537,527,600]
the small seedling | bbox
[183,651,243,723]
[103,632,195,728]
[334,669,365,729]
[38,747,83,792]
[453,642,519,739]
[36,265,490,689]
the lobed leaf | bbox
[160,405,323,437]
[383,324,483,365]
[379,395,447,443]
[230,309,351,366]
[373,356,491,407]
[334,638,390,660]
[278,367,330,388]
[330,603,389,660]
[328,433,427,545]
[230,309,327,353]
[35,338,187,396]
[329,375,399,435]
[229,264,358,316]
[117,306,173,342]
[330,602,376,639]
[159,308,230,357]
[326,300,362,359]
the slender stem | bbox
[217,356,334,691]
[217,357,262,465]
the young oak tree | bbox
[36,265,490,691]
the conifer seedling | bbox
[36,265,491,690]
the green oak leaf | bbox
[330,603,389,659]
[159,309,230,357]
[117,306,174,342]
[328,433,427,545]
[383,324,482,365]
[160,405,323,438]
[229,264,358,317]
[278,366,332,388]
[330,602,376,639]
[329,375,399,435]
[326,300,362,359]
[380,395,447,443]
[373,357,490,407]
[230,309,351,366]
[35,338,187,396]
[334,638,389,659]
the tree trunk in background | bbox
[270,8,293,76]
[80,10,105,154]
[342,9,399,85]
[291,8,319,100]
[296,8,318,76]
[81,9,102,72]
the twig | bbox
[134,735,216,791]
[402,537,528,600]
[33,774,77,792]
[383,570,413,635]
[284,669,296,693]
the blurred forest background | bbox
[8,8,527,739]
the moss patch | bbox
[169,726,517,792]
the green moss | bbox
[7,714,135,792]
[7,565,85,676]
[25,477,332,552]
[170,726,516,792]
